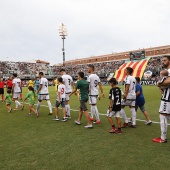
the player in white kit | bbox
[152,55,170,143]
[60,69,74,119]
[12,73,24,110]
[87,65,105,124]
[36,72,52,117]
[120,67,137,128]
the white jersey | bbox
[58,84,66,100]
[39,78,49,95]
[12,78,21,93]
[168,68,170,76]
[124,75,136,100]
[87,74,100,96]
[62,74,73,93]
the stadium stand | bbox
[0,45,169,83]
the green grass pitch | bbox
[0,85,170,170]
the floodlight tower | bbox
[59,23,67,66]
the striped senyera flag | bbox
[114,59,149,82]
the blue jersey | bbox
[34,80,40,90]
[135,83,145,106]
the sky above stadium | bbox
[0,0,170,65]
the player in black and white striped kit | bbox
[152,55,170,143]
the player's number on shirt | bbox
[61,88,64,95]
[132,81,135,90]
[68,79,71,86]
[45,82,47,87]
[94,80,98,87]
[116,96,121,105]
[17,82,20,87]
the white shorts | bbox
[121,99,135,107]
[38,94,50,101]
[89,95,98,105]
[106,109,121,118]
[65,93,71,101]
[13,93,20,99]
[159,101,170,114]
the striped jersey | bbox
[161,88,170,102]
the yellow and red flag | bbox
[114,59,149,82]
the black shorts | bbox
[7,87,12,90]
[80,100,88,111]
[0,88,4,94]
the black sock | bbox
[112,125,115,128]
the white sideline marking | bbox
[22,102,170,125]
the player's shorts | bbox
[121,99,136,107]
[159,100,170,114]
[56,98,65,108]
[38,94,50,101]
[13,93,21,99]
[7,87,12,90]
[0,88,4,94]
[80,100,88,111]
[89,95,98,105]
[65,92,71,101]
[135,105,145,112]
[6,102,11,105]
[106,109,121,118]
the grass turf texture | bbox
[0,85,170,170]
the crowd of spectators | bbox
[51,60,125,78]
[0,61,52,78]
[0,56,164,81]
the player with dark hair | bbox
[23,86,37,116]
[87,64,105,124]
[36,72,53,117]
[120,67,137,128]
[53,77,67,122]
[6,77,13,91]
[60,69,75,119]
[107,78,122,134]
[135,77,152,125]
[70,72,92,128]
[12,73,24,110]
[152,55,170,143]
[5,89,12,112]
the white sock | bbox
[15,100,21,108]
[120,108,128,123]
[93,105,100,120]
[65,104,70,116]
[36,101,41,112]
[47,100,52,113]
[130,108,136,125]
[90,106,94,118]
[15,101,19,108]
[160,114,168,140]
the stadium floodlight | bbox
[58,23,67,66]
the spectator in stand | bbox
[0,78,5,102]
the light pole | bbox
[59,23,67,66]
